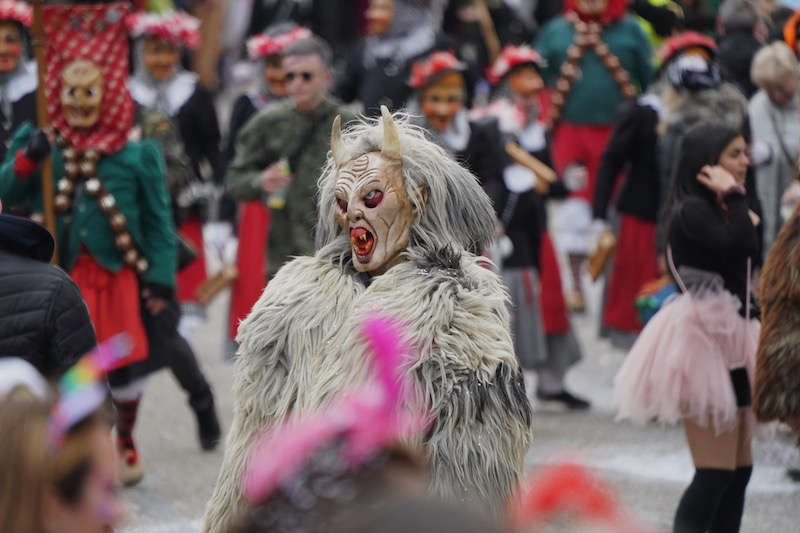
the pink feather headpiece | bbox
[242,315,425,504]
[0,0,31,26]
[126,10,200,49]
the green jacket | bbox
[535,15,653,125]
[226,96,355,277]
[0,122,177,289]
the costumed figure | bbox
[334,0,448,117]
[653,31,755,252]
[127,9,222,316]
[754,206,800,440]
[0,3,216,488]
[407,51,507,200]
[534,0,653,311]
[224,22,311,359]
[0,1,34,163]
[593,34,707,344]
[203,107,532,532]
[475,45,589,410]
[614,123,759,533]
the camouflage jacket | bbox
[225,96,355,277]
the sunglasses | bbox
[286,71,315,82]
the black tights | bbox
[673,466,752,533]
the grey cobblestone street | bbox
[119,272,800,533]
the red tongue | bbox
[351,228,368,240]
[350,228,374,255]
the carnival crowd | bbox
[1,0,800,532]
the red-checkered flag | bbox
[43,2,133,154]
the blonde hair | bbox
[0,394,112,533]
[751,41,799,88]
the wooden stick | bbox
[32,0,57,264]
[473,0,501,65]
[505,140,557,185]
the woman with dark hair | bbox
[615,122,759,533]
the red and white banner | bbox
[43,2,133,153]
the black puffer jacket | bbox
[0,214,96,379]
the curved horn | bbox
[330,114,345,166]
[380,105,402,160]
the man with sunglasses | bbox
[226,35,356,280]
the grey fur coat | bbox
[202,251,533,532]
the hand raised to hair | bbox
[696,165,737,195]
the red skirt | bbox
[539,232,570,335]
[551,122,614,202]
[602,215,659,332]
[176,217,208,304]
[228,201,270,340]
[70,255,148,367]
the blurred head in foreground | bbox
[0,394,122,533]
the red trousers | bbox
[176,217,208,304]
[228,201,270,340]
[602,215,659,332]
[71,255,148,367]
[551,122,614,202]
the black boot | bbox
[193,393,221,451]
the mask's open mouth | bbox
[350,227,375,263]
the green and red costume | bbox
[0,122,176,366]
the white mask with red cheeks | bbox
[330,108,415,276]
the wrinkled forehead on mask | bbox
[62,59,103,89]
[336,151,406,198]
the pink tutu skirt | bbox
[614,286,759,435]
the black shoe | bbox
[787,469,800,482]
[536,390,591,410]
[194,398,221,451]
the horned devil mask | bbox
[60,59,104,129]
[331,106,415,276]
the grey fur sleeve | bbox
[201,262,305,533]
[201,353,289,533]
[202,257,362,532]
[424,361,532,511]
[402,256,533,511]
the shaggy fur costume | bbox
[755,207,800,425]
[202,113,532,533]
